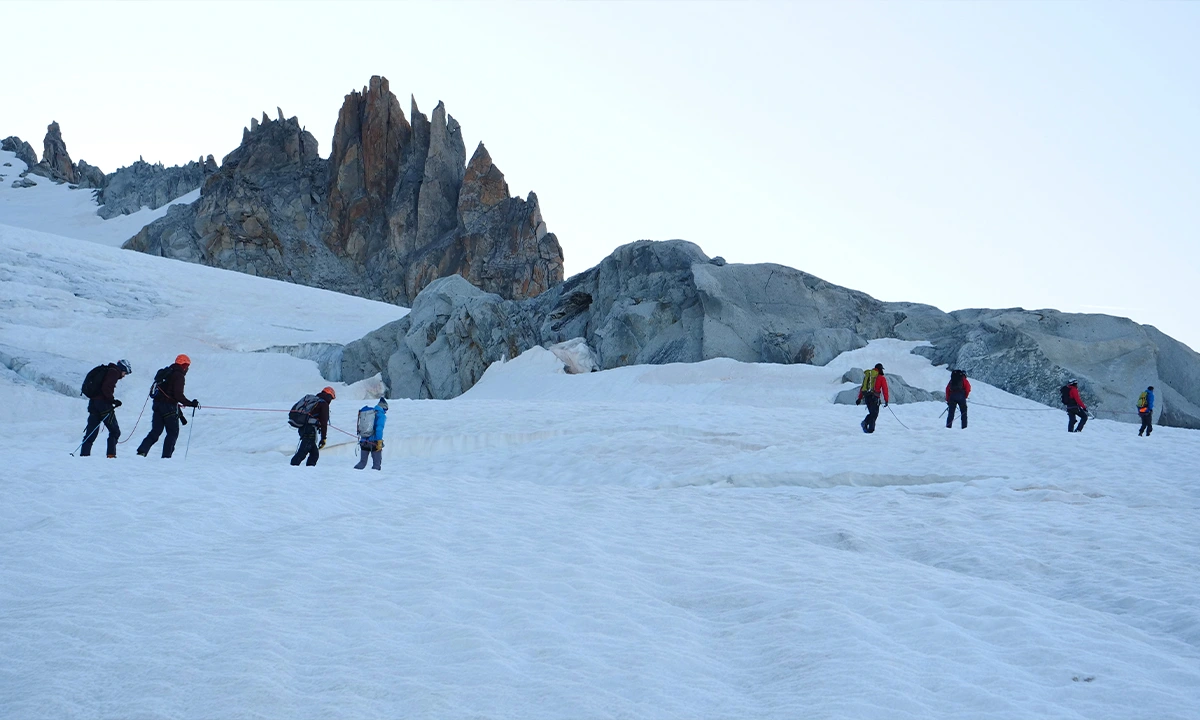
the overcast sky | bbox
[3,1,1198,350]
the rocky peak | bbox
[457,143,510,230]
[1,136,38,169]
[40,121,78,183]
[225,112,319,179]
[127,75,564,306]
[326,75,412,262]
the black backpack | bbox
[949,369,966,392]
[149,365,174,400]
[1060,385,1074,405]
[80,364,109,399]
[288,394,321,428]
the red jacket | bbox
[945,377,972,399]
[858,374,890,404]
[1068,385,1086,409]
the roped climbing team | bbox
[75,355,1161,462]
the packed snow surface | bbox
[2,221,1199,719]
[0,148,199,247]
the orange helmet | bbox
[322,386,336,400]
[175,354,191,366]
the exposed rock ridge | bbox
[97,156,218,218]
[339,239,1200,429]
[126,75,565,306]
[1,136,38,169]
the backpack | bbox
[1060,385,1074,405]
[288,394,321,428]
[1137,391,1148,410]
[949,369,966,392]
[80,364,109,398]
[357,407,378,439]
[149,365,174,400]
[860,369,879,393]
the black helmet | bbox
[378,397,389,411]
[1067,379,1077,385]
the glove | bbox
[884,402,889,407]
[855,398,861,406]
[191,400,201,409]
[318,438,326,450]
[112,399,122,408]
[376,440,383,450]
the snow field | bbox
[0,148,200,247]
[1,219,1199,718]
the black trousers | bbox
[1139,410,1153,435]
[81,399,120,456]
[1067,407,1088,432]
[291,426,321,466]
[946,397,967,428]
[137,402,180,458]
[862,393,881,433]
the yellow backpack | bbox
[1137,391,1148,410]
[861,369,879,393]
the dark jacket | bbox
[98,364,122,403]
[313,391,332,441]
[155,364,195,407]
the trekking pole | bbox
[184,406,196,459]
[70,412,111,456]
[938,406,948,418]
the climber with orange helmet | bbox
[289,386,336,467]
[136,354,200,459]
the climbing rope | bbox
[115,394,152,444]
[198,404,360,438]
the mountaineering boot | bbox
[137,451,147,456]
[107,454,116,458]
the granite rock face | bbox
[126,77,565,306]
[914,309,1200,428]
[97,156,216,218]
[125,112,344,283]
[530,240,952,369]
[31,121,78,183]
[339,239,1200,428]
[341,239,956,399]
[75,159,106,189]
[340,274,539,400]
[1,136,38,169]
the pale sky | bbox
[3,1,1198,350]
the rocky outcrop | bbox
[28,121,78,183]
[126,112,343,282]
[833,368,942,405]
[97,156,217,218]
[530,240,951,369]
[339,238,1200,428]
[913,309,1200,428]
[126,76,565,307]
[340,274,539,399]
[75,159,106,189]
[1,136,38,169]
[341,240,955,398]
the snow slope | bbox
[0,148,199,247]
[1,222,1199,719]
